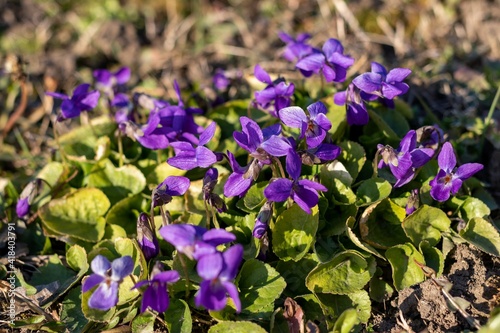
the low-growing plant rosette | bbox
[6,29,499,333]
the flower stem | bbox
[211,206,220,229]
[480,84,500,154]
[177,254,191,299]
[117,131,124,167]
[204,201,211,229]
[159,206,172,226]
[273,157,286,178]
[372,148,381,178]
[51,118,69,166]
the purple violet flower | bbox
[264,149,327,214]
[253,201,273,239]
[352,62,411,100]
[93,67,131,95]
[296,38,354,82]
[254,65,295,118]
[137,213,159,261]
[278,31,315,62]
[213,69,230,91]
[334,83,370,126]
[159,224,236,260]
[300,143,342,166]
[224,152,262,198]
[119,110,170,150]
[82,255,134,311]
[112,93,134,124]
[195,244,243,312]
[132,262,179,313]
[167,122,218,170]
[279,101,332,149]
[16,179,43,218]
[134,92,170,111]
[233,117,283,163]
[416,125,444,151]
[152,176,190,208]
[46,83,100,120]
[377,130,435,188]
[224,119,288,198]
[430,142,483,202]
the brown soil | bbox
[369,244,500,333]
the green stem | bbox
[481,84,500,153]
[52,119,69,166]
[415,93,442,127]
[177,254,191,300]
[157,149,163,165]
[211,206,220,229]
[204,201,211,229]
[372,148,381,178]
[159,206,171,226]
[273,157,286,179]
[117,131,124,167]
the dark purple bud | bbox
[16,197,30,218]
[253,202,273,238]
[203,168,227,213]
[406,189,420,215]
[152,176,190,208]
[213,69,230,91]
[137,213,159,261]
[416,125,444,150]
[16,179,43,218]
[203,167,219,192]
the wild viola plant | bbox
[10,30,498,333]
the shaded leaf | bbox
[306,250,375,295]
[386,243,426,291]
[332,308,361,333]
[164,299,192,333]
[355,178,392,207]
[131,312,155,333]
[459,217,500,257]
[272,204,319,261]
[236,259,287,320]
[208,321,267,333]
[337,141,366,181]
[402,205,451,247]
[316,290,371,327]
[359,199,410,249]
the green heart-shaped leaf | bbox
[460,217,500,257]
[306,250,375,295]
[208,321,267,333]
[272,204,319,261]
[402,205,451,247]
[359,199,410,249]
[235,259,286,320]
[355,178,392,207]
[386,243,426,291]
[39,188,109,242]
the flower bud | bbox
[16,179,43,218]
[137,213,159,261]
[253,202,273,238]
[406,189,420,215]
